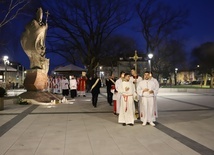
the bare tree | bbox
[101,35,138,67]
[135,0,188,80]
[0,0,30,29]
[136,0,188,52]
[43,0,132,76]
[153,39,187,83]
[191,42,214,88]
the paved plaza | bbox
[0,88,214,155]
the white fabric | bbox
[129,76,143,86]
[118,81,135,124]
[115,78,123,114]
[69,79,77,90]
[130,76,142,116]
[62,96,67,103]
[61,78,69,90]
[57,78,62,93]
[48,77,53,93]
[129,76,142,101]
[137,79,156,123]
[151,77,159,96]
[151,77,159,118]
[53,78,58,93]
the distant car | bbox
[181,81,190,85]
[190,81,201,85]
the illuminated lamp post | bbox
[175,68,178,85]
[3,56,9,84]
[148,53,153,72]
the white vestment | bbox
[53,78,58,93]
[137,79,156,123]
[129,76,142,101]
[118,81,135,124]
[151,77,159,118]
[56,78,62,94]
[69,79,77,90]
[129,76,142,116]
[115,78,123,114]
[61,79,69,90]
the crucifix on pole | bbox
[45,11,50,24]
[129,50,142,73]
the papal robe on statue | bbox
[20,7,49,91]
[118,81,135,125]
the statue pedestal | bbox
[0,98,4,110]
[24,69,48,91]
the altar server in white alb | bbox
[114,71,125,115]
[137,71,156,126]
[69,75,77,98]
[118,73,135,126]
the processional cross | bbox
[129,50,142,73]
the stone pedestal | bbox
[24,69,48,91]
[0,98,4,110]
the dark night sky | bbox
[2,0,214,73]
[171,0,214,51]
[116,0,214,54]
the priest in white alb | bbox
[137,71,156,126]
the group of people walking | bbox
[47,73,87,99]
[107,69,159,127]
[48,75,77,98]
[47,73,102,107]
[48,69,159,127]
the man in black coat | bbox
[90,74,101,108]
[105,74,115,106]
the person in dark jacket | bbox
[90,74,101,108]
[105,74,115,106]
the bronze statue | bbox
[21,7,49,74]
[20,8,50,91]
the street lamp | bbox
[148,53,153,72]
[175,68,178,85]
[3,56,9,83]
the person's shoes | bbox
[122,123,126,126]
[142,122,147,126]
[149,122,155,127]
